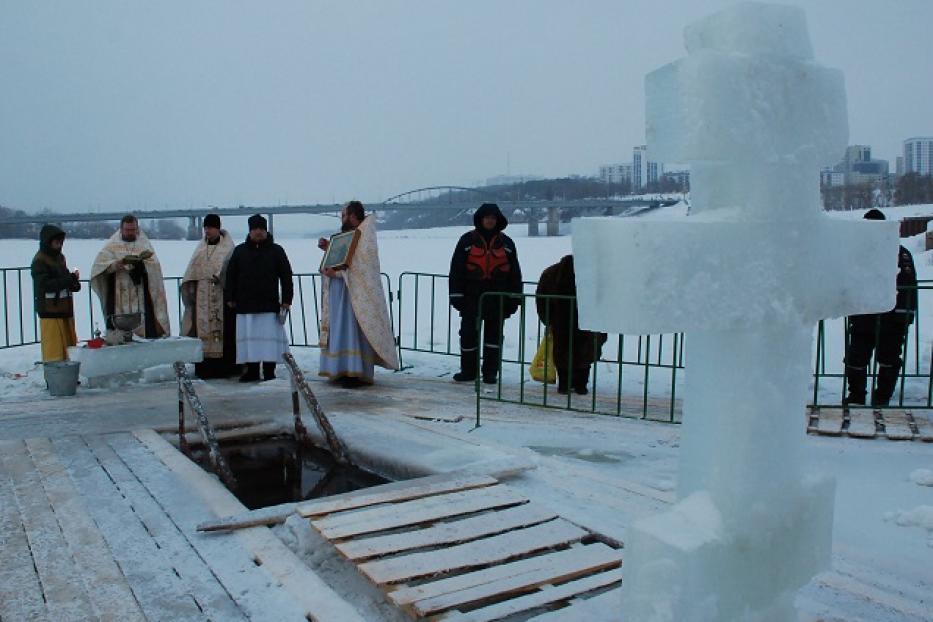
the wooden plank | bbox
[314,485,528,540]
[438,567,623,622]
[338,503,558,561]
[25,437,146,621]
[198,499,301,532]
[130,429,367,622]
[524,586,621,621]
[815,408,845,436]
[298,471,498,518]
[391,543,621,617]
[846,408,878,439]
[912,411,933,442]
[81,434,245,620]
[53,435,214,622]
[881,409,914,441]
[0,441,46,622]
[361,518,588,585]
[0,440,95,622]
[390,542,620,607]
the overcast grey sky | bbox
[1,1,931,213]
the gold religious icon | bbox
[320,229,361,271]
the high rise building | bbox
[598,164,633,185]
[633,145,663,190]
[903,137,933,175]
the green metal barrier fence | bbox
[472,290,685,426]
[810,282,933,410]
[5,262,931,423]
[1,268,392,350]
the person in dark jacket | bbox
[448,203,522,383]
[225,214,294,382]
[536,255,608,394]
[31,224,82,362]
[844,208,918,406]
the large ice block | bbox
[68,337,203,388]
[572,217,899,336]
[623,481,834,622]
[684,2,813,59]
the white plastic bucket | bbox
[44,361,81,397]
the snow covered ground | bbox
[2,203,933,620]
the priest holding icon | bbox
[318,201,399,387]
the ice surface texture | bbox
[573,218,898,336]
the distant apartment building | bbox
[896,156,905,177]
[598,163,633,185]
[903,137,933,175]
[820,167,845,188]
[823,145,888,186]
[633,145,662,190]
[660,169,690,190]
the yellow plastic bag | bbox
[530,331,557,383]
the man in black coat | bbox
[536,255,608,395]
[448,203,522,383]
[844,209,918,406]
[225,214,294,382]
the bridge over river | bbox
[0,186,681,237]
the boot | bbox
[262,362,277,381]
[843,365,867,405]
[872,364,900,407]
[239,362,260,382]
[481,350,500,385]
[572,367,590,395]
[453,350,478,382]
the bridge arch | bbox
[380,186,502,205]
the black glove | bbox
[449,295,464,313]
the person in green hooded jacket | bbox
[31,224,82,361]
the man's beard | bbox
[122,235,137,242]
[341,222,354,232]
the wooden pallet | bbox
[815,407,846,436]
[298,473,622,620]
[846,408,878,439]
[808,408,930,442]
[880,409,914,441]
[911,411,933,442]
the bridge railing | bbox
[0,268,392,350]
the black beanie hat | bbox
[248,214,268,230]
[204,213,221,228]
[864,209,885,221]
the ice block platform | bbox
[68,337,203,388]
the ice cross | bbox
[572,4,899,620]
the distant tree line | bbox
[821,183,877,211]
[0,206,186,239]
[894,173,933,206]
[822,173,933,211]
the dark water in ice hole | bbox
[190,435,390,510]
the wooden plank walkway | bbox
[302,473,623,620]
[809,408,933,442]
[0,432,364,622]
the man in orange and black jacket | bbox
[448,203,522,383]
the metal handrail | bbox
[173,362,237,489]
[282,352,351,465]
